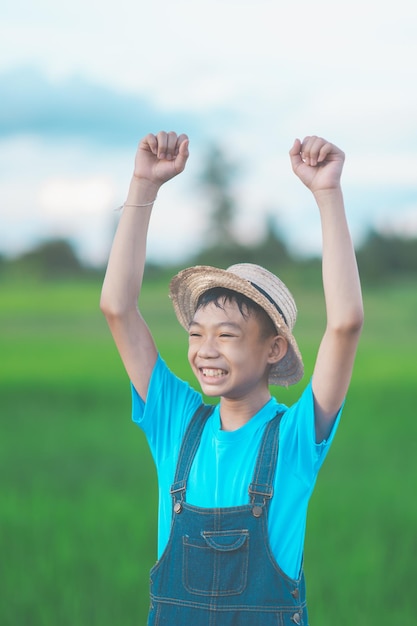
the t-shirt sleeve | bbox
[130,354,202,465]
[279,379,343,483]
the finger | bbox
[301,135,324,166]
[318,141,345,165]
[175,133,189,156]
[317,141,335,164]
[139,133,158,155]
[289,138,302,157]
[309,137,326,167]
[165,131,178,160]
[289,138,303,170]
[174,136,190,173]
[156,131,168,159]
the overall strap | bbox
[170,404,214,507]
[248,411,283,515]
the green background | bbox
[1,276,416,625]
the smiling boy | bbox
[100,131,363,625]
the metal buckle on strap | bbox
[248,483,274,500]
[170,479,187,495]
[171,480,186,514]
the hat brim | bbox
[169,265,304,386]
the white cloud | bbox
[0,136,127,262]
[376,205,417,238]
[344,153,417,187]
[39,176,115,218]
[1,0,417,264]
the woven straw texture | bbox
[169,263,304,386]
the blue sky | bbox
[2,0,417,264]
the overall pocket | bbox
[183,529,249,597]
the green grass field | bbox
[1,276,416,625]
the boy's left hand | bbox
[289,136,345,194]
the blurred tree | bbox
[194,145,292,270]
[251,212,291,268]
[11,239,85,280]
[198,143,239,251]
[356,230,417,283]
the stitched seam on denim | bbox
[249,411,282,507]
[171,404,214,502]
[150,596,305,611]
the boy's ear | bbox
[268,335,288,364]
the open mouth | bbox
[200,368,227,378]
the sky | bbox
[2,0,417,265]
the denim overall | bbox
[148,405,308,626]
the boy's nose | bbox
[197,338,219,358]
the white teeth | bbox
[201,368,226,377]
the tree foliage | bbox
[2,226,416,285]
[1,140,417,284]
[356,230,417,284]
[194,144,291,269]
[6,239,85,280]
[197,143,239,250]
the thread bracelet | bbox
[115,197,157,211]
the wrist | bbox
[126,176,161,205]
[313,185,343,205]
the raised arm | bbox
[289,136,364,441]
[100,131,189,400]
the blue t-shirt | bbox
[131,355,341,580]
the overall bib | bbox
[148,405,308,626]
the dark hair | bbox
[195,287,277,339]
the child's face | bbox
[188,299,284,402]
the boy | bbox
[100,132,363,625]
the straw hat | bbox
[169,263,304,386]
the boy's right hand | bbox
[133,131,189,187]
[289,136,344,195]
